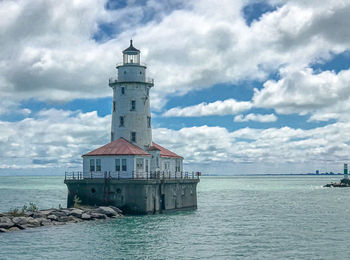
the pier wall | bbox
[64,179,199,214]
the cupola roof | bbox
[122,40,140,54]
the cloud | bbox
[0,109,110,169]
[163,99,252,117]
[1,0,350,110]
[234,113,277,122]
[253,67,350,121]
[1,107,349,174]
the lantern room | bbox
[123,40,140,65]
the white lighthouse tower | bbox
[109,40,154,150]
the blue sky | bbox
[1,0,350,175]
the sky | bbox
[1,0,350,175]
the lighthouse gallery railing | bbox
[65,171,200,180]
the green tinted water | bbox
[0,175,349,259]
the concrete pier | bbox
[64,177,199,214]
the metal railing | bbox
[65,171,200,181]
[116,62,147,67]
[109,77,154,85]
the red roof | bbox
[151,142,183,159]
[83,138,150,157]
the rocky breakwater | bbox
[324,178,350,188]
[0,206,123,233]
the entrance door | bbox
[136,158,144,177]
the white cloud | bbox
[234,113,277,122]
[1,0,350,110]
[163,99,252,117]
[0,109,110,169]
[1,108,350,174]
[253,67,350,120]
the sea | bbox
[0,175,350,260]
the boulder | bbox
[32,212,46,218]
[8,227,20,232]
[95,207,118,217]
[47,215,58,221]
[0,217,14,229]
[0,228,8,232]
[57,216,69,222]
[26,218,41,227]
[109,206,123,214]
[50,211,66,218]
[81,213,91,220]
[90,213,107,219]
[66,216,81,223]
[12,217,29,225]
[40,219,52,226]
[70,209,83,218]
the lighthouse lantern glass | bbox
[123,53,140,64]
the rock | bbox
[90,213,107,219]
[109,206,123,214]
[66,216,81,223]
[70,209,83,218]
[61,209,72,216]
[40,210,53,216]
[32,212,46,218]
[0,217,14,229]
[50,211,66,217]
[81,213,91,220]
[26,218,41,227]
[12,217,29,225]
[8,227,20,232]
[95,207,118,217]
[47,215,58,221]
[0,228,8,232]
[58,216,69,222]
[24,211,34,217]
[40,219,52,226]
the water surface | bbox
[0,175,349,259]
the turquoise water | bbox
[1,175,350,259]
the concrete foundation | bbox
[64,179,199,214]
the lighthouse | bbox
[64,41,199,214]
[109,40,153,150]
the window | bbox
[90,159,95,172]
[146,160,149,173]
[115,159,120,172]
[121,87,125,95]
[113,101,116,112]
[122,159,127,171]
[111,132,114,141]
[131,132,136,142]
[176,159,181,172]
[131,100,136,111]
[147,116,151,128]
[119,116,124,127]
[96,159,101,172]
[136,158,144,170]
[156,156,159,168]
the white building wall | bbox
[83,155,150,178]
[111,82,152,150]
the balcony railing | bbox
[65,171,201,181]
[109,77,154,85]
[116,62,147,67]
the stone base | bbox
[64,178,199,215]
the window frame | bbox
[131,132,136,142]
[90,159,95,172]
[131,100,136,111]
[96,159,101,172]
[115,159,121,172]
[119,116,124,127]
[122,159,127,171]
